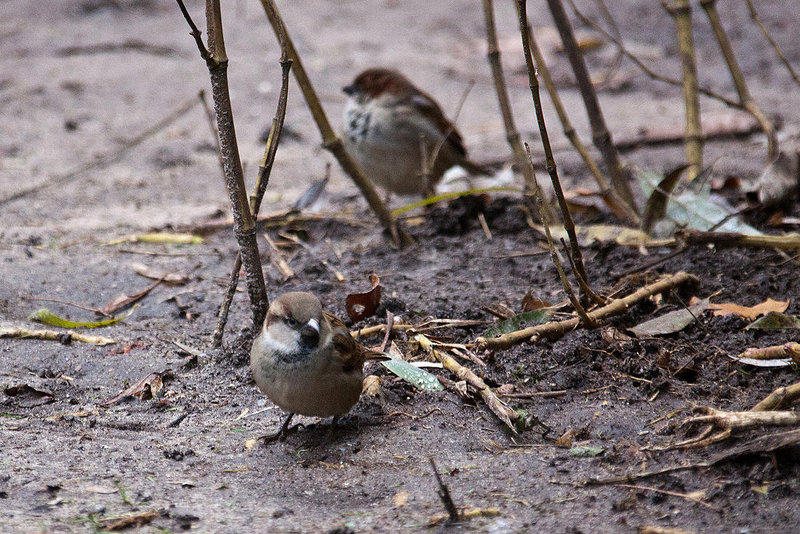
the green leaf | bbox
[569,446,605,457]
[29,308,128,329]
[482,309,553,339]
[745,312,800,330]
[381,358,444,391]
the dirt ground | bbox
[2,0,800,532]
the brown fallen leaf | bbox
[708,298,789,321]
[346,274,381,322]
[100,278,164,316]
[102,370,173,406]
[521,291,551,312]
[131,262,189,284]
[3,383,54,407]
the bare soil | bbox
[2,1,800,532]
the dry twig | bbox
[662,0,703,181]
[476,271,698,351]
[541,0,636,207]
[418,334,520,432]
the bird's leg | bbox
[260,412,296,444]
[325,415,341,443]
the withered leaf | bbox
[346,274,381,322]
[708,298,789,321]
[521,291,551,312]
[3,383,54,407]
[100,278,163,316]
[131,263,189,285]
[103,370,173,406]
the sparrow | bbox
[342,68,489,197]
[250,291,383,442]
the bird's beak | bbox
[342,84,355,96]
[300,318,320,345]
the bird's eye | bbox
[284,316,298,327]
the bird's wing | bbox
[324,311,387,372]
[407,91,467,158]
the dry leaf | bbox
[555,429,576,448]
[362,375,382,397]
[103,371,172,405]
[131,262,189,284]
[521,291,550,312]
[100,278,163,315]
[708,298,789,320]
[346,274,381,322]
[392,490,410,507]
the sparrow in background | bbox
[342,68,489,197]
[250,291,383,442]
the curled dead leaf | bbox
[346,274,381,322]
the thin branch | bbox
[521,7,639,224]
[481,0,555,223]
[177,0,268,331]
[662,0,703,181]
[566,0,741,109]
[744,0,800,88]
[700,0,777,161]
[212,15,292,347]
[542,0,636,208]
[516,4,599,306]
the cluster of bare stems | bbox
[178,0,793,426]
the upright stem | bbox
[544,0,636,208]
[258,0,412,246]
[700,0,777,161]
[517,0,595,304]
[481,0,554,223]
[523,10,639,225]
[178,0,268,330]
[663,0,703,181]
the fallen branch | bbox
[751,380,800,412]
[0,93,199,207]
[667,406,800,449]
[0,327,116,345]
[476,271,698,351]
[678,229,800,250]
[418,334,520,432]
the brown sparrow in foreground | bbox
[342,68,489,197]
[250,292,383,442]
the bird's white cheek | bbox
[263,330,299,354]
